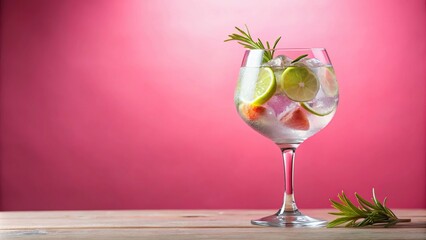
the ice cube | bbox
[304,87,338,116]
[262,55,293,68]
[267,94,298,117]
[295,57,324,68]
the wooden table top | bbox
[0,209,425,239]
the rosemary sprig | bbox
[224,25,281,62]
[291,54,308,63]
[327,189,411,228]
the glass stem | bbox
[277,147,298,214]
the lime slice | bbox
[280,66,319,102]
[301,98,337,116]
[251,67,276,106]
[319,67,338,97]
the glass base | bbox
[251,210,327,227]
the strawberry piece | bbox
[280,108,310,130]
[240,104,265,120]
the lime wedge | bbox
[301,98,337,116]
[319,67,338,97]
[280,66,319,102]
[251,67,276,106]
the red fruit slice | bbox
[240,104,265,120]
[280,108,310,130]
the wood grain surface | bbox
[0,209,425,239]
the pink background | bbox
[1,0,425,210]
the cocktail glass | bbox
[234,48,339,227]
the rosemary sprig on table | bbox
[224,25,281,62]
[327,189,411,228]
